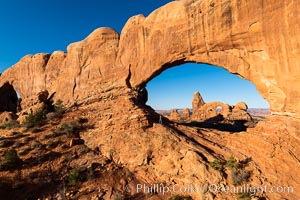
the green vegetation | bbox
[226,155,239,169]
[0,120,20,129]
[59,121,80,137]
[68,169,84,185]
[209,159,223,171]
[208,155,253,200]
[168,195,193,200]
[22,100,65,129]
[22,108,47,128]
[54,99,65,115]
[209,156,239,171]
[0,148,22,170]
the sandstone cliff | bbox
[0,0,299,117]
[0,0,299,199]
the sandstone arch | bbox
[0,0,298,119]
[118,0,300,118]
[0,1,298,199]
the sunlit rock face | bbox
[0,1,299,199]
[0,0,299,117]
[118,0,300,118]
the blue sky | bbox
[0,0,172,71]
[0,0,269,109]
[146,63,269,109]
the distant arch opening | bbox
[0,82,21,113]
[145,63,270,130]
[216,106,222,113]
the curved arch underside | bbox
[0,2,299,199]
[0,0,299,118]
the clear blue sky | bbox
[146,63,269,109]
[0,0,269,109]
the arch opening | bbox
[144,63,270,131]
[216,106,222,113]
[0,82,21,113]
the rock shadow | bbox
[180,115,249,132]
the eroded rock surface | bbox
[168,109,181,121]
[191,100,252,122]
[0,0,299,199]
[192,91,205,112]
[0,0,298,117]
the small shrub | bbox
[168,195,193,200]
[68,169,84,185]
[209,159,223,171]
[0,148,22,170]
[226,155,239,169]
[22,108,47,128]
[54,99,65,115]
[237,192,251,200]
[0,120,20,129]
[59,121,80,137]
[231,168,251,186]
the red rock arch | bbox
[0,0,298,119]
[118,0,300,118]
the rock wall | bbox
[118,0,300,117]
[0,28,126,108]
[0,0,299,118]
[0,1,299,199]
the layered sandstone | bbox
[118,0,300,117]
[0,0,299,117]
[0,0,299,199]
[191,100,252,122]
[0,28,124,108]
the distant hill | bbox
[247,108,271,116]
[156,108,271,117]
